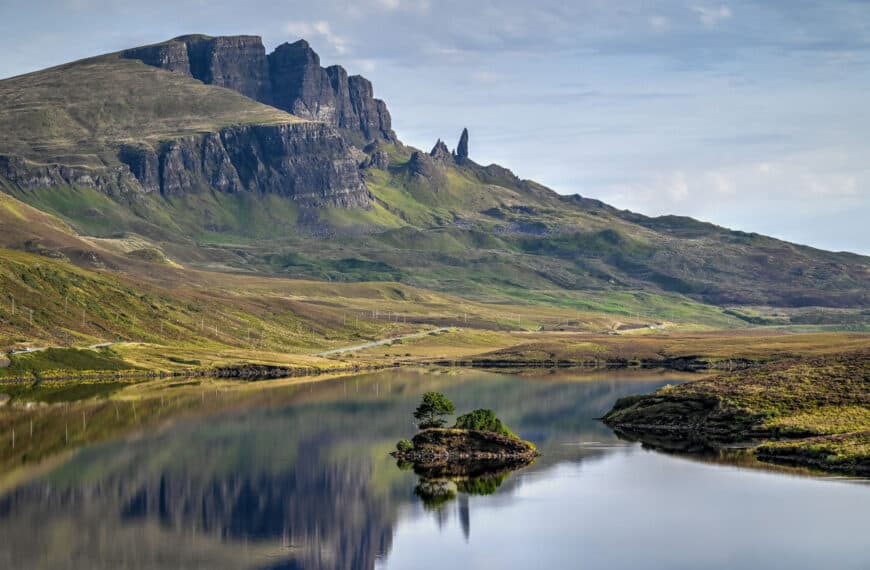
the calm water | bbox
[0,368,868,569]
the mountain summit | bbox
[123,35,396,144]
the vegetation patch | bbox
[603,351,870,475]
[1,348,133,378]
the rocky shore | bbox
[392,428,539,463]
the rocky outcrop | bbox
[124,35,396,143]
[456,128,469,160]
[268,40,396,142]
[361,142,390,170]
[125,35,273,103]
[0,155,134,196]
[429,139,451,161]
[118,122,370,207]
[393,428,539,462]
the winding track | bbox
[314,327,451,357]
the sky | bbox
[1,1,869,254]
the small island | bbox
[392,392,539,465]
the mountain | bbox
[0,34,867,327]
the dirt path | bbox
[314,327,451,357]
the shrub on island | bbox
[454,408,518,439]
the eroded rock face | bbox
[0,155,134,196]
[118,122,371,207]
[124,35,396,143]
[429,139,451,161]
[125,35,273,103]
[456,128,469,160]
[268,40,396,142]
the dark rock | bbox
[268,41,396,142]
[125,35,272,103]
[456,127,469,160]
[125,35,396,143]
[0,155,133,197]
[118,145,159,193]
[123,41,191,75]
[362,147,390,170]
[429,139,451,161]
[407,151,446,190]
[407,151,431,176]
[186,35,273,104]
[116,122,371,207]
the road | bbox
[314,327,451,357]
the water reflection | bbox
[407,456,531,515]
[0,368,866,570]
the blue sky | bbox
[1,0,868,253]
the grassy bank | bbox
[603,350,870,475]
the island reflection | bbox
[0,369,679,569]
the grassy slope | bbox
[603,351,870,474]
[0,53,301,168]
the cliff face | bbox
[119,122,371,207]
[0,155,134,196]
[1,122,371,209]
[267,40,396,142]
[124,35,396,143]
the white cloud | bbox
[707,171,736,195]
[691,5,732,27]
[650,15,671,34]
[370,0,430,13]
[348,58,378,73]
[376,0,402,9]
[666,171,690,201]
[285,20,350,54]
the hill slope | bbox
[0,35,867,316]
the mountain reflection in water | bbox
[2,368,866,570]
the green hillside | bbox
[0,53,301,168]
[0,39,867,334]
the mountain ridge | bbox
[123,34,396,144]
[0,34,867,316]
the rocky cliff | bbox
[124,35,274,104]
[118,121,370,207]
[124,35,396,143]
[1,122,371,209]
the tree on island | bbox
[414,392,455,428]
[454,408,518,439]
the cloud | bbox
[347,58,378,72]
[369,0,430,14]
[469,70,503,84]
[375,0,401,9]
[285,20,349,54]
[650,15,671,34]
[665,171,690,201]
[691,4,732,27]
